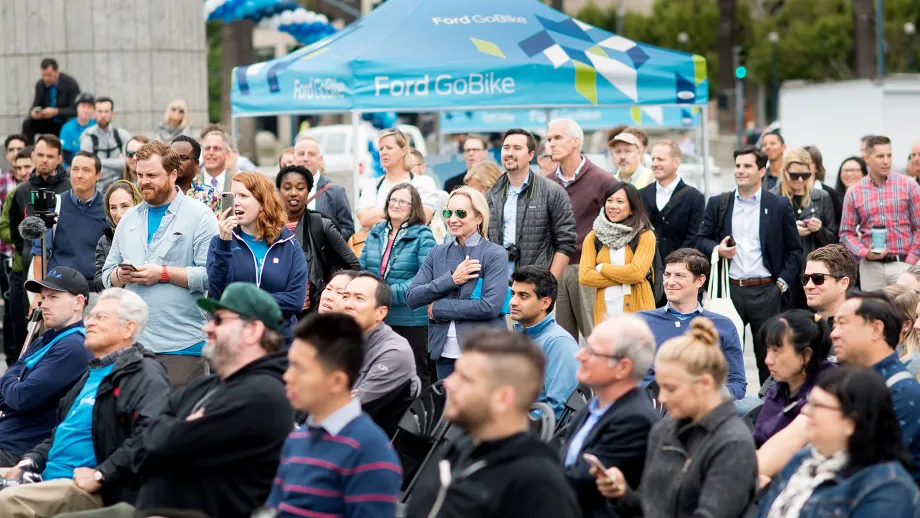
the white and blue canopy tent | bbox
[437,106,702,135]
[230,0,711,199]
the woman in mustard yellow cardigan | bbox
[579,182,657,324]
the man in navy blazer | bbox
[294,136,355,240]
[561,315,660,518]
[696,145,803,384]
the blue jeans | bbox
[734,396,763,417]
[435,357,456,381]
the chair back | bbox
[528,402,557,443]
[554,383,593,432]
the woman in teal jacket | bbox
[360,183,436,387]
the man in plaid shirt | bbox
[839,135,920,290]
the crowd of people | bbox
[0,57,919,517]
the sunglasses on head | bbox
[800,273,843,286]
[443,208,469,219]
[788,172,812,181]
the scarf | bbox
[767,446,849,518]
[592,211,637,251]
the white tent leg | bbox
[231,116,239,147]
[700,105,711,198]
[350,111,362,215]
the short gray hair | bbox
[97,288,149,342]
[548,118,584,151]
[202,130,232,150]
[602,314,656,380]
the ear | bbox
[123,320,137,342]
[376,305,389,323]
[540,296,552,313]
[695,274,706,289]
[801,347,813,367]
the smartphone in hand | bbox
[117,263,138,272]
[583,453,608,473]
[725,235,736,247]
[220,192,235,215]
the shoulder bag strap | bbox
[707,247,719,296]
[306,183,333,206]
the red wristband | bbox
[160,265,169,283]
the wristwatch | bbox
[776,279,788,293]
[93,470,104,482]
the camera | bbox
[504,243,518,261]
[29,188,58,228]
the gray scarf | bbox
[767,447,849,518]
[592,211,637,251]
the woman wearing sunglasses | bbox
[755,367,920,518]
[771,148,838,309]
[361,183,437,387]
[152,99,191,142]
[407,187,507,381]
[121,134,149,184]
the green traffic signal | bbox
[735,66,747,79]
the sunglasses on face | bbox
[170,107,185,114]
[443,208,469,219]
[800,273,843,286]
[788,172,812,181]
[126,150,136,159]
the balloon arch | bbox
[204,0,337,45]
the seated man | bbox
[0,267,92,467]
[266,313,402,518]
[638,248,747,399]
[342,272,421,433]
[0,288,170,517]
[562,315,661,518]
[509,265,578,419]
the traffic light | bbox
[733,46,748,80]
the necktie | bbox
[210,177,219,189]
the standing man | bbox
[22,58,81,142]
[840,135,920,291]
[546,118,613,340]
[640,140,706,302]
[696,145,803,384]
[537,139,558,176]
[269,313,402,518]
[1,135,26,359]
[407,329,581,518]
[760,131,786,192]
[408,149,428,176]
[79,97,131,188]
[171,135,220,215]
[509,265,579,419]
[58,93,96,167]
[803,244,856,328]
[3,135,26,184]
[293,136,355,239]
[444,134,489,192]
[609,133,653,189]
[487,128,577,279]
[199,130,236,193]
[102,141,219,389]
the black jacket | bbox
[295,209,360,311]
[407,431,581,518]
[94,228,114,293]
[639,179,706,263]
[444,171,467,193]
[30,72,81,120]
[562,388,661,518]
[8,167,72,258]
[23,345,171,506]
[134,353,294,518]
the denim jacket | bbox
[756,449,920,518]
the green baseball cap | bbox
[197,282,283,331]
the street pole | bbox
[876,0,885,78]
[906,23,917,72]
[768,32,779,122]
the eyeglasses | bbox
[540,154,553,160]
[170,107,185,114]
[442,208,469,219]
[126,150,137,159]
[388,198,412,208]
[464,148,486,154]
[788,172,812,181]
[583,343,620,360]
[800,273,843,286]
[840,167,863,174]
[805,394,841,412]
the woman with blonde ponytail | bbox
[591,318,758,517]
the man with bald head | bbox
[293,136,354,239]
[561,315,660,518]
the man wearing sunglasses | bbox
[79,97,131,188]
[803,244,856,329]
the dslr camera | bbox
[504,243,518,261]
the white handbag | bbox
[702,248,745,347]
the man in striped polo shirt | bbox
[267,313,402,517]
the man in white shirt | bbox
[199,130,235,192]
[293,136,355,238]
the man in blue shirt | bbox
[509,265,578,419]
[638,248,747,399]
[58,94,96,167]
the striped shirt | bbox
[840,172,920,262]
[266,399,402,518]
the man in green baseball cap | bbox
[196,281,284,333]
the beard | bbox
[143,182,173,206]
[203,337,238,372]
[445,397,491,432]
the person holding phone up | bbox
[206,172,307,348]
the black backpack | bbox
[594,232,664,301]
[89,130,123,158]
[295,212,334,310]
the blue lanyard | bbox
[23,327,86,370]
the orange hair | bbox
[232,172,287,243]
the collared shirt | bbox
[728,187,772,280]
[69,190,97,208]
[564,397,613,466]
[840,173,920,262]
[664,301,703,321]
[613,164,654,190]
[655,176,682,211]
[308,173,321,210]
[554,156,586,187]
[443,232,483,359]
[503,177,529,277]
[204,170,226,190]
[871,352,920,481]
[305,398,362,436]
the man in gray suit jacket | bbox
[199,130,236,192]
[294,136,355,239]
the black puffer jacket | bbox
[94,227,114,293]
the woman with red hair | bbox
[207,172,308,346]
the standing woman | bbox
[579,181,656,323]
[361,183,437,387]
[122,135,150,184]
[755,367,920,517]
[834,156,868,199]
[94,180,142,292]
[407,187,507,381]
[883,284,920,377]
[594,318,759,518]
[772,148,837,309]
[276,165,359,312]
[207,172,308,347]
[804,145,843,226]
[152,99,191,142]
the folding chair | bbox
[554,383,592,433]
[529,402,557,443]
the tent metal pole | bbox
[231,116,239,146]
[350,111,362,219]
[700,105,711,198]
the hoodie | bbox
[8,166,71,258]
[134,353,294,518]
[407,431,581,518]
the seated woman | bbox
[579,181,656,322]
[593,318,758,518]
[94,180,142,292]
[406,186,507,381]
[884,284,920,377]
[754,310,834,448]
[207,172,308,347]
[361,183,437,387]
[755,367,920,517]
